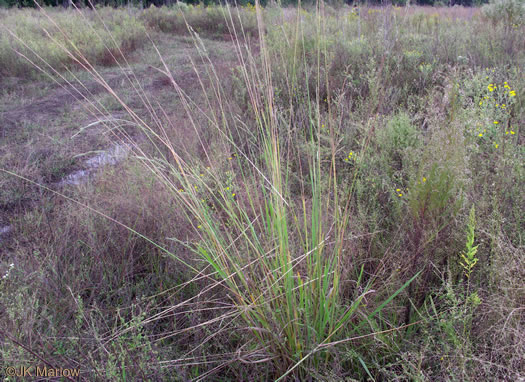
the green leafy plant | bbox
[459,206,479,280]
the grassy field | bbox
[0,2,524,381]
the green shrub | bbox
[483,0,525,28]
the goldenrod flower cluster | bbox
[476,77,518,148]
[344,151,357,162]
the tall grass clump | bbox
[123,4,420,377]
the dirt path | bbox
[0,34,239,232]
[1,74,127,129]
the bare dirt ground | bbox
[2,73,127,129]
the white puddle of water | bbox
[1,146,130,243]
[0,225,12,243]
[59,144,130,186]
[0,225,12,235]
[85,144,130,167]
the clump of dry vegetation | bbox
[139,3,258,38]
[0,7,147,78]
[0,2,523,381]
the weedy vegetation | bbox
[0,1,523,380]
